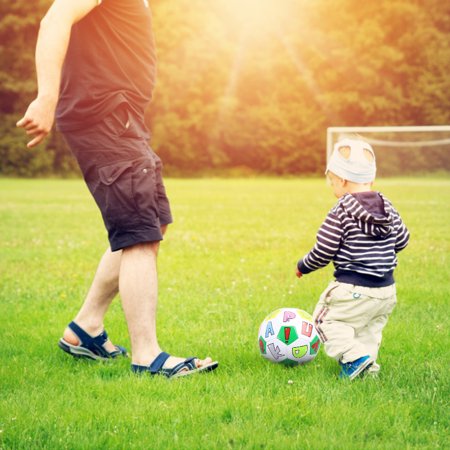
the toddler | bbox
[296,138,409,380]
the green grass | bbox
[0,177,449,450]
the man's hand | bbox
[16,0,99,149]
[16,95,57,148]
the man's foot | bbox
[163,355,215,371]
[132,352,219,378]
[339,355,373,380]
[63,325,117,354]
[58,321,128,360]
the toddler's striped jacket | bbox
[297,191,409,287]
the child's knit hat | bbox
[326,138,376,183]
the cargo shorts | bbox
[62,103,173,251]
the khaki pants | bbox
[313,281,397,364]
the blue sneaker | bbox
[339,355,373,380]
[366,362,380,378]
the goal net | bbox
[326,126,450,176]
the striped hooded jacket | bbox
[297,191,410,287]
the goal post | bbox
[326,125,450,176]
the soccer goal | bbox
[326,126,450,176]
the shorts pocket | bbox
[98,161,133,186]
[102,104,132,139]
[97,161,137,227]
[131,158,158,221]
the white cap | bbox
[326,138,376,183]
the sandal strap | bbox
[148,352,171,374]
[166,357,196,377]
[131,353,198,378]
[68,321,112,358]
[112,345,128,357]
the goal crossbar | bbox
[327,125,450,160]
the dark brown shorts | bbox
[62,104,173,251]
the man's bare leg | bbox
[62,247,121,353]
[120,241,213,370]
[63,225,213,369]
[62,224,170,347]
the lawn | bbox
[0,177,448,449]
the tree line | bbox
[1,0,449,177]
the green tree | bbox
[1,0,449,176]
[0,0,76,176]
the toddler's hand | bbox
[296,269,302,278]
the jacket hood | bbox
[340,192,394,238]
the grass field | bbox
[0,177,449,449]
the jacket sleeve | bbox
[393,208,410,253]
[297,211,343,274]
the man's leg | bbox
[63,247,122,352]
[62,224,168,347]
[119,241,159,365]
[119,240,213,370]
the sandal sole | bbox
[170,361,219,379]
[58,338,111,361]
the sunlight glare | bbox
[220,0,289,34]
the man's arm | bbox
[16,0,100,148]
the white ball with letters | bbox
[258,308,320,365]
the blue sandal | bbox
[58,321,128,361]
[131,352,218,378]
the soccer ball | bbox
[258,308,320,365]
